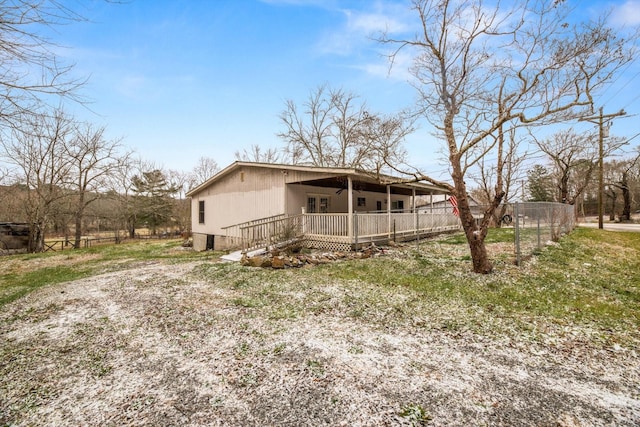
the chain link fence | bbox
[509,202,576,265]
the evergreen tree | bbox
[527,165,554,202]
[132,170,178,235]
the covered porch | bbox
[224,173,459,252]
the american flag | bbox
[449,195,459,217]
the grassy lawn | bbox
[186,227,639,348]
[0,239,216,307]
[1,227,638,426]
[1,227,638,347]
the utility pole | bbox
[579,107,626,229]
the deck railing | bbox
[354,210,460,241]
[303,213,349,236]
[239,214,305,253]
[231,208,460,253]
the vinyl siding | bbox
[191,165,286,235]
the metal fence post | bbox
[514,202,521,266]
[537,212,541,250]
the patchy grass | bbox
[2,230,638,348]
[189,227,639,348]
[0,239,216,307]
[0,228,638,426]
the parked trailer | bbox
[0,222,30,251]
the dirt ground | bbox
[1,255,639,426]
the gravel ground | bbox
[1,256,639,426]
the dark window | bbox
[307,197,317,213]
[198,200,205,224]
[391,200,404,211]
[357,197,366,207]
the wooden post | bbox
[347,176,353,243]
[387,185,391,238]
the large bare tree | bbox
[278,84,411,171]
[379,0,636,273]
[535,130,598,204]
[0,110,74,251]
[64,122,130,248]
[605,153,640,221]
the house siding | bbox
[191,165,286,250]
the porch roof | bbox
[186,161,450,197]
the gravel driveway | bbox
[1,257,639,426]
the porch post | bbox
[413,188,417,236]
[347,176,353,242]
[387,185,391,238]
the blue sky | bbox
[53,0,640,179]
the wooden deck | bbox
[224,210,461,253]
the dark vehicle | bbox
[0,222,30,251]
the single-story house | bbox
[186,161,459,252]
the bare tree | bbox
[379,0,636,273]
[278,84,411,170]
[189,157,220,189]
[534,130,599,204]
[606,153,640,221]
[234,145,282,164]
[472,128,526,226]
[167,168,193,234]
[64,122,130,248]
[0,1,88,130]
[0,110,74,251]
[103,158,148,239]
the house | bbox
[186,161,459,252]
[417,194,481,214]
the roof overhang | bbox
[186,161,449,197]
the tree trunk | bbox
[74,212,82,249]
[621,172,631,221]
[608,192,617,221]
[446,112,494,273]
[467,229,492,273]
[450,161,493,274]
[28,222,45,253]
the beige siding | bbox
[191,166,286,236]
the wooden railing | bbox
[222,213,288,241]
[227,209,461,253]
[240,214,305,253]
[354,211,460,239]
[303,213,349,236]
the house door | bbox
[307,196,329,213]
[206,234,214,250]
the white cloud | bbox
[315,1,413,56]
[610,0,640,26]
[356,50,414,81]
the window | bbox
[198,200,205,224]
[357,197,366,207]
[307,197,317,213]
[320,197,329,213]
[391,200,404,211]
